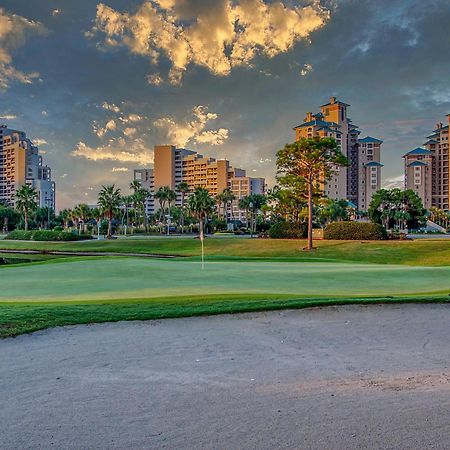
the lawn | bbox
[1,237,450,338]
[1,236,450,265]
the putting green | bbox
[1,258,450,302]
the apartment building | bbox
[134,145,265,222]
[403,148,433,209]
[133,168,154,217]
[404,114,450,211]
[0,125,55,209]
[293,97,383,211]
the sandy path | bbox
[1,304,450,449]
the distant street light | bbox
[165,214,172,236]
[249,202,253,238]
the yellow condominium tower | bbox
[0,125,55,209]
[293,97,384,211]
[134,145,265,223]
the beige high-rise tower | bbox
[294,97,383,211]
[135,145,266,223]
[404,114,449,211]
[0,125,55,209]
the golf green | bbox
[1,257,450,302]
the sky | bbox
[0,0,449,209]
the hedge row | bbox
[269,222,307,239]
[324,221,387,240]
[5,230,93,241]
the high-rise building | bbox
[133,168,154,217]
[293,97,384,211]
[0,125,55,209]
[134,145,265,222]
[404,114,449,211]
[403,148,433,209]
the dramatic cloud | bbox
[91,0,329,84]
[123,127,137,137]
[32,138,48,146]
[146,73,163,86]
[71,138,153,165]
[300,63,313,76]
[100,101,121,113]
[0,113,17,120]
[154,105,229,147]
[93,119,117,137]
[0,8,45,89]
[383,174,405,190]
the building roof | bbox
[404,147,432,156]
[358,136,383,144]
[293,119,331,129]
[364,161,384,167]
[407,160,428,167]
[433,124,449,132]
[316,126,337,133]
[424,139,438,145]
[320,99,350,107]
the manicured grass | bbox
[2,238,450,338]
[2,295,450,339]
[1,236,450,265]
[2,258,450,302]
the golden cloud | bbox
[91,0,329,84]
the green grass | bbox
[1,236,450,265]
[2,295,449,339]
[2,258,450,302]
[2,237,450,338]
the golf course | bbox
[1,237,450,337]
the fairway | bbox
[2,257,450,302]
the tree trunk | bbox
[3,217,8,233]
[306,177,313,251]
[107,210,112,238]
[180,194,185,233]
[24,210,28,231]
[199,216,205,270]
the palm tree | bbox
[98,184,122,238]
[188,187,215,269]
[73,203,91,234]
[176,182,190,233]
[58,208,72,229]
[238,196,251,229]
[276,137,348,251]
[166,188,176,233]
[130,180,142,194]
[133,188,151,229]
[215,192,225,220]
[0,205,16,233]
[154,186,174,227]
[15,185,38,231]
[221,188,236,222]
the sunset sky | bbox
[0,0,449,209]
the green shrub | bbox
[5,230,93,241]
[53,226,64,232]
[324,221,387,240]
[5,230,33,240]
[77,233,94,241]
[269,222,307,239]
[33,230,60,241]
[57,231,80,241]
